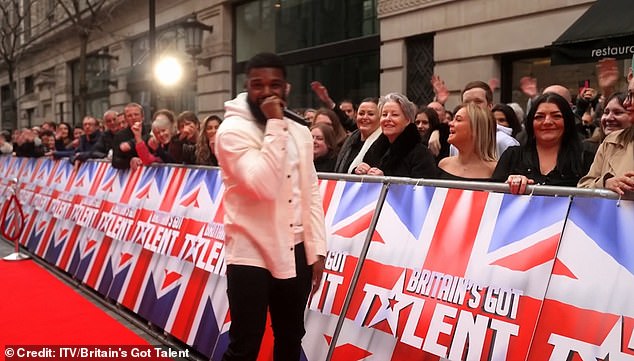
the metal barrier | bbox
[316,171,620,199]
[0,156,629,360]
[1,177,29,261]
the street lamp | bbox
[181,14,213,69]
[155,56,183,87]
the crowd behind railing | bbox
[2,57,632,198]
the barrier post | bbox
[2,178,29,261]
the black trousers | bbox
[222,242,313,361]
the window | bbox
[234,0,379,109]
[24,75,34,95]
[71,58,109,123]
[1,84,17,130]
[500,50,630,108]
[236,0,378,61]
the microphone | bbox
[283,108,309,127]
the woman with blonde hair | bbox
[437,103,497,180]
[132,109,177,165]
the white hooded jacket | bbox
[215,93,327,279]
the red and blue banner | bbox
[528,196,634,360]
[1,156,632,361]
[330,186,569,360]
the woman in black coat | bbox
[354,92,437,179]
[492,92,593,193]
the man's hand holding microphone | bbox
[259,95,286,121]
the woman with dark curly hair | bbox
[493,92,593,194]
[196,114,222,166]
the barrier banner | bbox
[66,166,139,290]
[70,160,111,197]
[0,157,36,237]
[89,165,228,358]
[527,197,634,360]
[24,211,56,257]
[0,154,12,177]
[5,157,634,361]
[94,167,158,301]
[48,158,75,193]
[160,167,228,358]
[333,185,571,360]
[275,180,387,360]
[207,179,386,360]
[31,157,55,187]
[67,226,113,284]
[122,166,228,358]
[171,166,225,223]
[42,217,81,266]
[63,165,109,273]
[114,166,192,324]
[10,159,46,251]
[15,157,38,185]
[3,156,26,180]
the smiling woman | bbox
[578,76,634,196]
[583,92,632,157]
[310,123,339,172]
[437,103,497,181]
[492,93,594,194]
[354,92,437,179]
[334,97,382,174]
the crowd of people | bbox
[6,105,223,172]
[3,57,633,198]
[299,57,633,197]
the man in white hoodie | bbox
[215,52,327,361]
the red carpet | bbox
[0,258,150,345]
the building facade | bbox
[1,0,629,131]
[0,0,380,130]
[378,0,631,110]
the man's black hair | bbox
[245,52,286,78]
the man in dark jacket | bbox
[74,110,121,164]
[168,110,199,164]
[68,115,103,164]
[111,103,146,169]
